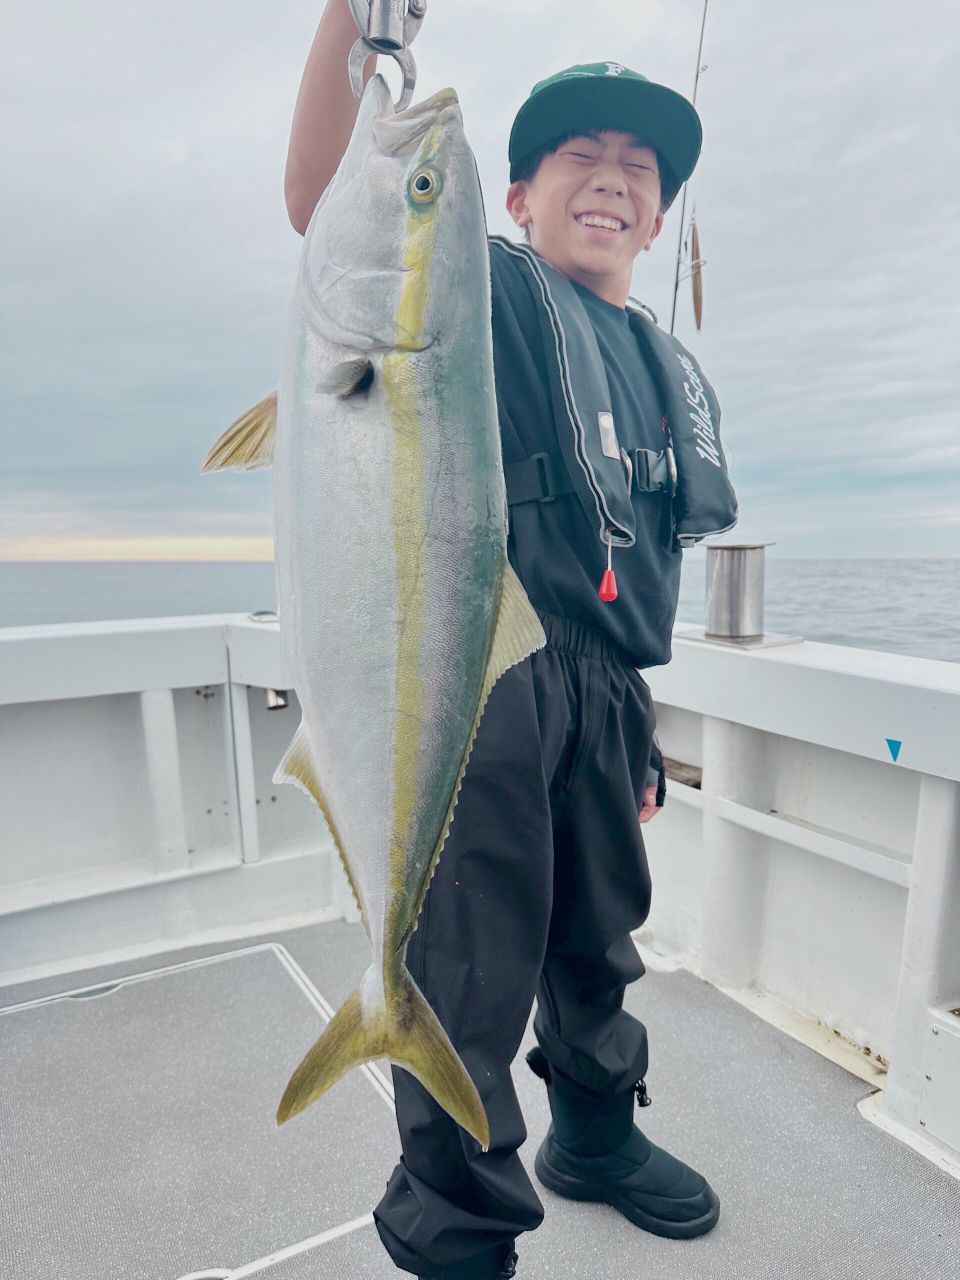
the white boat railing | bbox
[0,612,957,1176]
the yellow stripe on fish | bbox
[383,120,445,965]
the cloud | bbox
[2,0,957,557]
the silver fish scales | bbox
[202,75,545,1149]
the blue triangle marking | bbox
[886,738,902,762]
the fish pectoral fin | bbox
[273,719,368,929]
[317,358,375,399]
[200,390,277,472]
[276,965,491,1152]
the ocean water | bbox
[1,557,957,664]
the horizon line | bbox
[0,537,957,565]
[0,536,275,562]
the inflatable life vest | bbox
[489,236,739,551]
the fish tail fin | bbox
[275,964,490,1152]
[276,982,374,1126]
[387,965,490,1152]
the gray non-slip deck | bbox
[0,944,397,1280]
[2,920,958,1280]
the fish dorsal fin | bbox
[273,718,369,934]
[402,561,546,938]
[200,390,277,472]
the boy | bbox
[285,5,726,1276]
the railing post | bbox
[876,774,960,1167]
[226,682,261,864]
[139,689,189,874]
[699,715,769,989]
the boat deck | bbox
[3,919,957,1280]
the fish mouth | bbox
[395,86,460,116]
[374,85,462,157]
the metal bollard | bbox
[704,542,773,640]
[679,540,800,650]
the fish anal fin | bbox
[276,964,490,1151]
[272,719,368,931]
[200,390,277,473]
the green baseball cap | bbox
[508,61,702,198]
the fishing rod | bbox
[669,0,710,335]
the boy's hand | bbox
[638,786,661,824]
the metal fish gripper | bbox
[347,0,427,111]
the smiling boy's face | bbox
[506,129,665,308]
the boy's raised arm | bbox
[285,0,377,235]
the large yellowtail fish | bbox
[201,75,545,1150]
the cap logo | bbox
[604,62,626,76]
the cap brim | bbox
[509,77,702,188]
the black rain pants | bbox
[372,609,658,1277]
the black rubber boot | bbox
[419,1242,518,1279]
[526,1048,720,1240]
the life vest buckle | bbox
[628,448,677,497]
[530,452,558,504]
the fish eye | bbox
[409,167,442,204]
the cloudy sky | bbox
[2,0,957,560]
